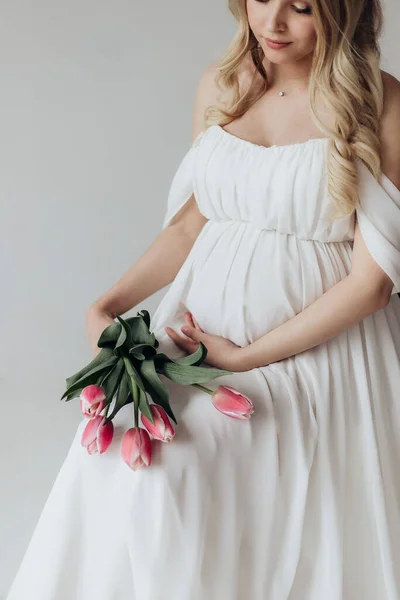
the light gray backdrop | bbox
[0,1,398,596]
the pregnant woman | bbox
[6,0,400,598]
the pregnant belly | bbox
[184,220,352,347]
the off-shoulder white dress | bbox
[6,125,400,600]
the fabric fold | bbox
[356,158,400,296]
[161,132,206,230]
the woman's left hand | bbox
[164,312,244,372]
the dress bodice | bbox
[162,124,400,295]
[163,124,354,242]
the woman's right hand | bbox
[86,305,116,358]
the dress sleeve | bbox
[161,131,204,230]
[355,158,400,296]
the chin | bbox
[263,52,294,65]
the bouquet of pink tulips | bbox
[61,310,254,471]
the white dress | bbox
[6,124,400,600]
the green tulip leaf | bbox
[61,357,118,400]
[169,341,208,366]
[153,353,171,370]
[97,321,121,347]
[140,359,177,423]
[62,375,105,402]
[128,343,157,360]
[126,315,157,347]
[103,371,130,424]
[129,351,146,360]
[138,388,154,424]
[123,357,146,393]
[128,377,139,412]
[137,309,151,329]
[115,315,135,350]
[101,358,125,403]
[123,357,145,415]
[64,368,112,401]
[97,368,111,386]
[65,347,115,390]
[114,325,127,349]
[161,362,232,385]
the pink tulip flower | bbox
[211,385,254,420]
[81,415,114,455]
[141,404,175,443]
[121,427,152,471]
[80,384,106,419]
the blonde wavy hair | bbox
[205,0,384,220]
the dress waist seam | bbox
[210,218,354,244]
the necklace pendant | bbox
[279,91,285,96]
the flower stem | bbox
[192,383,213,395]
[134,400,139,428]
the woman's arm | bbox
[89,215,203,318]
[239,266,390,371]
[86,65,219,354]
[87,63,225,323]
[86,223,202,355]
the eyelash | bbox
[295,7,312,14]
[254,1,312,15]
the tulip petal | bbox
[81,416,101,447]
[212,385,254,419]
[139,429,152,466]
[121,427,152,471]
[97,418,114,454]
[80,384,106,404]
[121,429,141,468]
[213,406,252,420]
[87,439,99,454]
[80,385,106,419]
[141,405,175,443]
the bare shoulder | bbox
[191,63,221,140]
[381,69,400,117]
[192,54,258,140]
[381,69,400,90]
[379,69,400,190]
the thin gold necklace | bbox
[277,79,310,97]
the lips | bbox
[263,38,292,49]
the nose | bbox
[262,3,287,33]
